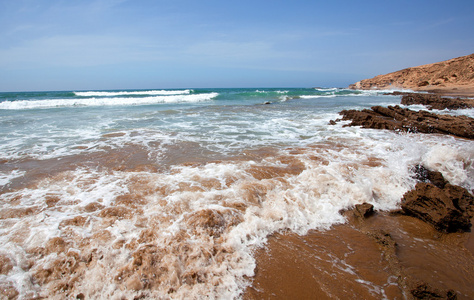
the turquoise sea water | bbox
[0,88,393,161]
[0,88,472,298]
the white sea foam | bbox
[1,129,472,299]
[422,143,474,189]
[299,95,337,99]
[0,93,218,110]
[314,87,338,92]
[74,90,192,97]
[357,88,416,94]
[0,170,25,187]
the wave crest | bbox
[0,93,218,110]
[74,90,192,97]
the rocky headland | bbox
[349,53,474,97]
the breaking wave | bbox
[0,93,218,110]
[74,90,192,97]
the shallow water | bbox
[0,88,473,299]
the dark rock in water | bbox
[401,93,473,110]
[401,182,474,233]
[339,105,474,139]
[411,283,457,300]
[412,165,447,189]
[353,203,374,219]
[383,91,411,96]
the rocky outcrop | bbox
[400,166,474,233]
[399,93,474,110]
[337,105,474,139]
[349,53,474,92]
[401,182,474,233]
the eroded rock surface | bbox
[400,93,474,110]
[401,182,474,233]
[338,105,474,139]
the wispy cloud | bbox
[0,35,167,68]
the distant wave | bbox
[74,89,192,97]
[299,95,337,99]
[255,90,289,94]
[0,93,218,110]
[314,87,338,92]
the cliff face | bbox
[349,53,474,92]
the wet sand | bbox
[244,212,474,299]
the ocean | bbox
[0,88,473,299]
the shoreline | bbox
[1,87,472,298]
[244,90,474,299]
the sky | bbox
[0,0,473,91]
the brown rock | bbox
[412,165,447,189]
[367,230,397,249]
[339,105,474,139]
[401,182,474,233]
[353,203,374,219]
[411,283,457,300]
[400,93,473,110]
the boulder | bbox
[353,203,374,219]
[401,182,474,233]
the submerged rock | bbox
[411,283,457,300]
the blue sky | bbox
[0,0,473,91]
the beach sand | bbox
[244,212,474,299]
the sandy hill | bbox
[349,53,474,95]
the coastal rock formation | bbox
[401,164,474,233]
[338,105,474,139]
[401,182,474,233]
[411,164,447,189]
[349,53,474,93]
[400,93,474,110]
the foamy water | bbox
[0,93,218,110]
[0,88,472,299]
